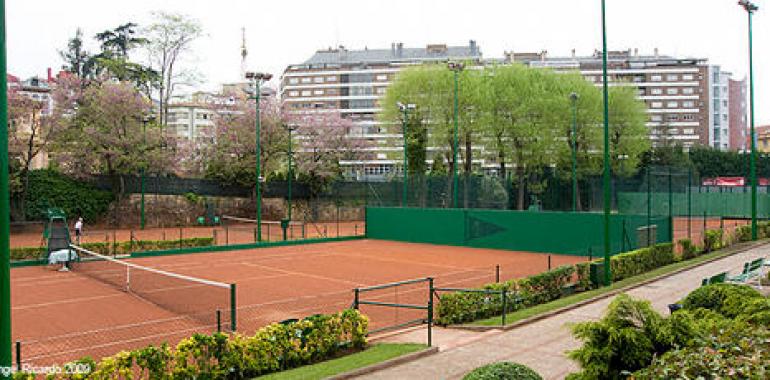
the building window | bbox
[288,91,299,97]
[682,101,695,108]
[650,115,663,122]
[376,74,388,81]
[666,74,679,81]
[301,77,311,83]
[684,128,694,134]
[376,87,387,95]
[682,114,696,121]
[682,88,695,95]
[313,89,324,95]
[326,89,338,95]
[651,75,662,82]
[666,88,678,95]
[667,101,678,108]
[666,114,679,122]
[651,88,663,95]
[313,76,324,83]
[651,102,663,108]
[326,76,336,82]
[301,90,311,96]
[289,78,299,85]
[682,74,694,81]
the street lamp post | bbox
[398,102,416,207]
[600,0,613,286]
[284,124,296,241]
[448,62,464,208]
[739,0,759,240]
[570,93,579,212]
[245,71,273,242]
[140,115,153,230]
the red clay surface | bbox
[10,221,366,249]
[12,239,584,366]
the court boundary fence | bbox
[353,277,434,347]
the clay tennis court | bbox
[673,216,750,244]
[12,239,584,366]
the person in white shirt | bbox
[74,217,83,244]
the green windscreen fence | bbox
[366,207,671,257]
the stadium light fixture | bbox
[245,71,272,242]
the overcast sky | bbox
[7,0,769,124]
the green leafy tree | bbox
[59,28,97,83]
[91,22,159,97]
[608,86,650,177]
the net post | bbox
[687,167,692,240]
[230,284,237,332]
[225,226,229,245]
[427,277,433,347]
[547,255,552,271]
[495,265,500,283]
[353,288,360,310]
[501,290,507,327]
[302,223,306,239]
[213,229,218,246]
[337,204,341,238]
[588,247,593,261]
[15,341,20,371]
[179,227,183,249]
[216,310,221,333]
[253,228,257,243]
[112,230,117,256]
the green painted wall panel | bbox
[365,207,671,257]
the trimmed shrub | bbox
[463,362,543,380]
[610,243,675,282]
[678,239,698,260]
[680,283,763,318]
[22,309,368,379]
[518,265,575,306]
[435,265,575,326]
[735,225,752,242]
[703,229,723,253]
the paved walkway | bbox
[359,243,770,380]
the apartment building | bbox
[280,41,482,178]
[165,85,275,141]
[729,78,748,151]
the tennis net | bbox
[68,245,236,331]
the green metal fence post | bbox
[600,0,612,286]
[688,167,692,240]
[647,166,652,247]
[668,166,674,241]
[216,310,221,333]
[230,284,237,332]
[427,277,434,347]
[501,290,507,327]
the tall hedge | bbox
[22,169,113,222]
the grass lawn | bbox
[257,343,427,380]
[472,241,762,326]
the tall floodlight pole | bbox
[739,0,759,240]
[600,0,613,286]
[0,0,11,375]
[245,72,272,242]
[448,62,464,208]
[398,102,416,207]
[570,93,579,212]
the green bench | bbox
[701,272,728,286]
[727,258,765,284]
